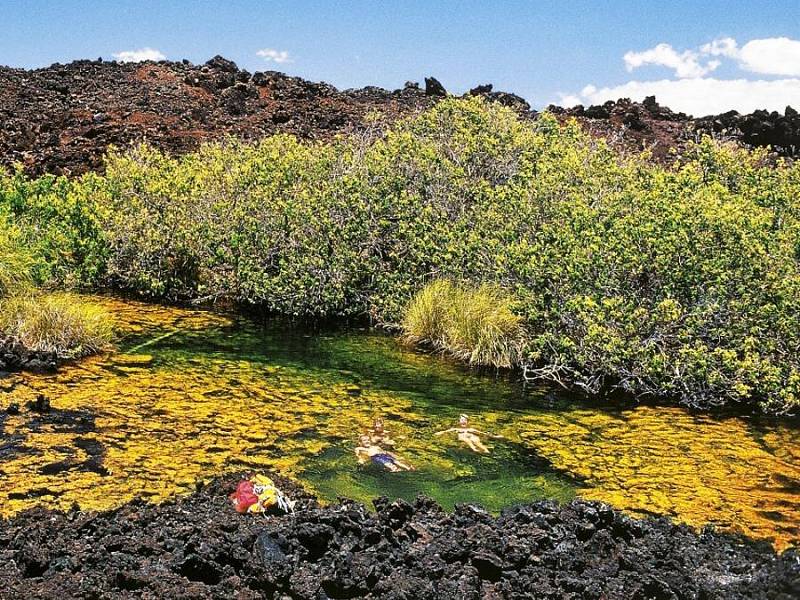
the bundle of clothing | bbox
[229,474,295,514]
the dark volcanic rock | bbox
[558,96,800,161]
[0,59,435,176]
[0,56,797,177]
[695,106,800,157]
[0,58,542,178]
[0,336,58,373]
[556,97,695,162]
[424,76,447,97]
[469,83,531,112]
[0,472,796,599]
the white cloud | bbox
[559,77,800,117]
[559,36,800,115]
[700,37,739,59]
[256,48,292,64]
[558,94,584,107]
[112,47,166,63]
[640,36,800,77]
[737,37,800,76]
[624,36,800,79]
[623,43,719,78]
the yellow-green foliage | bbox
[403,280,525,368]
[2,97,799,412]
[0,222,34,297]
[0,167,108,288]
[0,293,113,358]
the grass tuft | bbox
[402,280,525,368]
[0,293,114,359]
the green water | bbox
[2,297,799,550]
[122,312,580,511]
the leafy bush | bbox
[2,97,799,413]
[402,280,525,368]
[0,293,113,359]
[0,167,108,288]
[0,221,35,297]
[96,138,366,312]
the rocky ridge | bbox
[551,96,800,162]
[2,56,799,177]
[0,56,518,176]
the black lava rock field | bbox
[3,55,798,179]
[0,472,797,599]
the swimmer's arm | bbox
[467,428,504,438]
[434,428,457,436]
[354,447,369,463]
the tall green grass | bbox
[0,293,113,359]
[402,280,525,368]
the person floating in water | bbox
[355,434,415,472]
[434,414,501,454]
[369,417,396,447]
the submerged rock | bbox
[0,471,796,599]
[28,394,51,413]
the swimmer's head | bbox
[459,414,469,426]
[373,418,384,432]
[358,434,371,446]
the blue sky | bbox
[2,0,800,115]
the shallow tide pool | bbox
[1,297,798,550]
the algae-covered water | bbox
[1,297,798,550]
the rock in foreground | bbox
[0,472,797,599]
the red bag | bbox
[229,480,259,513]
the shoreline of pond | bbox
[1,471,797,599]
[5,290,799,423]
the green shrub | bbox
[0,167,108,288]
[2,97,799,413]
[402,280,525,368]
[0,221,35,297]
[95,138,367,312]
[0,293,113,358]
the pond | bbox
[1,297,798,550]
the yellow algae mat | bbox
[1,296,798,551]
